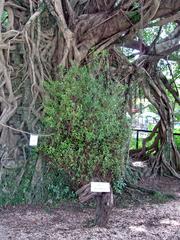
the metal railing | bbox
[132,129,180,149]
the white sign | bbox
[29,134,39,146]
[91,182,110,193]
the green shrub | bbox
[0,151,75,206]
[0,153,38,206]
[43,163,76,202]
[40,64,130,188]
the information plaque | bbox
[29,134,39,146]
[91,182,110,193]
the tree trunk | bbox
[95,191,113,227]
[0,1,56,204]
[131,60,180,178]
[76,183,113,227]
[1,0,180,205]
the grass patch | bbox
[150,191,176,203]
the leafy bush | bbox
[0,152,38,206]
[0,151,74,206]
[40,64,130,188]
[43,163,76,202]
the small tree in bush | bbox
[40,63,130,188]
[40,61,131,226]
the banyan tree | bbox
[0,0,180,221]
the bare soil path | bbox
[0,177,179,240]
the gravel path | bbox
[0,199,180,240]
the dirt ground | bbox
[0,177,180,240]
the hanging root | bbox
[130,60,180,179]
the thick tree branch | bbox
[154,0,180,19]
[148,26,180,56]
[123,26,180,59]
[151,12,180,27]
[123,40,148,52]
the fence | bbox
[132,129,180,149]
